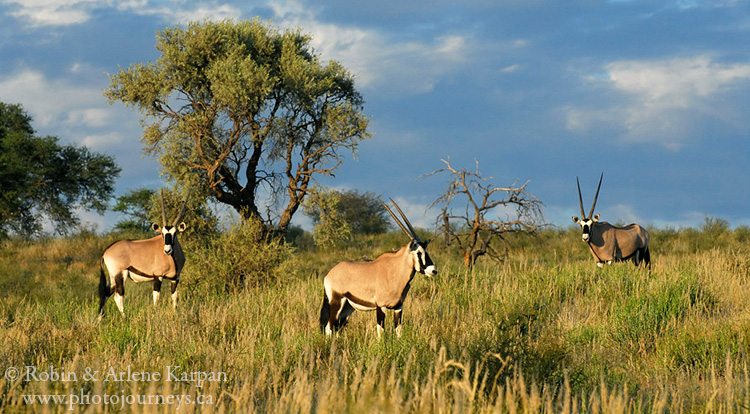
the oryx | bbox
[319,198,437,338]
[98,190,190,317]
[572,174,651,269]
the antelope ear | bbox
[177,222,187,232]
[572,216,580,224]
[593,214,600,222]
[151,223,161,233]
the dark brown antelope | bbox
[319,198,437,338]
[572,174,651,269]
[98,190,190,317]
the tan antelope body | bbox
[98,191,190,317]
[573,174,651,269]
[319,199,437,338]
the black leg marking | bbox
[327,295,344,333]
[337,301,355,330]
[114,273,125,296]
[376,307,385,335]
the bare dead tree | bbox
[426,159,543,269]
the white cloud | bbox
[606,56,750,107]
[389,197,434,230]
[4,0,242,27]
[4,0,101,27]
[0,68,141,159]
[6,0,473,96]
[66,108,113,128]
[565,55,750,149]
[124,3,242,24]
[501,64,522,74]
[326,31,472,96]
[0,69,103,128]
[269,1,473,96]
[602,203,642,225]
[81,132,124,150]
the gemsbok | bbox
[98,190,190,317]
[319,198,437,338]
[572,174,651,269]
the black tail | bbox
[98,258,110,316]
[319,293,330,332]
[643,247,651,270]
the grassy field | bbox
[3,222,750,412]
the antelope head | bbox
[381,198,438,277]
[151,189,191,255]
[572,173,603,242]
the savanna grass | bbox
[2,224,750,412]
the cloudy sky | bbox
[1,0,749,231]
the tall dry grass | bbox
[2,224,750,412]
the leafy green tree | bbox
[0,103,120,237]
[304,189,390,235]
[338,190,391,235]
[146,188,219,238]
[111,187,218,236]
[112,188,155,233]
[105,19,371,237]
[303,187,352,248]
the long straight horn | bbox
[576,177,586,218]
[160,189,167,227]
[389,197,421,243]
[380,199,414,241]
[588,173,603,219]
[172,189,192,227]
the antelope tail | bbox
[319,292,330,332]
[98,258,109,315]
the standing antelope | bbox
[319,198,437,338]
[572,174,651,269]
[99,190,190,317]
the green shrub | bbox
[183,219,296,295]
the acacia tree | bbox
[427,159,543,269]
[105,19,370,236]
[0,103,120,237]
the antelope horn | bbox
[172,188,192,227]
[588,173,603,219]
[160,189,167,227]
[380,199,415,242]
[389,197,421,243]
[576,177,586,219]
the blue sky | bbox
[1,0,749,231]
